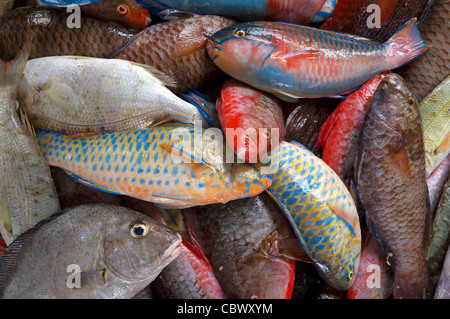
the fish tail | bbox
[181,88,221,128]
[385,18,430,69]
[394,259,434,299]
[0,37,32,95]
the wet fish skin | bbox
[183,192,296,299]
[346,230,393,299]
[284,99,338,157]
[216,78,285,163]
[0,40,60,246]
[111,13,237,93]
[18,56,210,135]
[0,203,182,299]
[419,76,450,176]
[0,0,15,16]
[0,6,138,61]
[355,73,433,299]
[267,140,361,291]
[320,0,432,43]
[427,154,450,215]
[426,178,450,284]
[36,123,272,208]
[434,243,450,299]
[136,0,327,25]
[318,73,388,180]
[398,0,449,102]
[207,19,429,100]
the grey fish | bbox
[18,56,210,135]
[0,203,182,299]
[426,177,450,284]
[0,40,60,246]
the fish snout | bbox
[160,234,182,261]
[206,38,221,61]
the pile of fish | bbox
[0,0,448,299]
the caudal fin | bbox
[0,38,32,88]
[386,18,431,69]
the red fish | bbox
[216,78,285,163]
[318,73,389,179]
[346,230,394,299]
[80,0,152,30]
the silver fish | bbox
[0,204,182,299]
[18,56,211,135]
[0,40,60,246]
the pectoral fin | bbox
[173,24,208,58]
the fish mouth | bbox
[206,38,222,62]
[160,235,183,261]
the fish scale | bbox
[36,123,271,208]
[267,141,361,291]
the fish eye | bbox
[348,271,353,280]
[262,131,271,139]
[235,30,246,37]
[117,5,129,15]
[408,97,415,106]
[129,222,149,239]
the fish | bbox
[284,98,338,157]
[135,0,327,25]
[426,177,450,284]
[17,56,211,135]
[77,0,151,30]
[0,6,138,61]
[183,192,297,299]
[0,203,182,299]
[122,198,227,299]
[346,230,394,299]
[354,73,433,299]
[397,0,449,102]
[216,78,285,163]
[311,0,338,24]
[0,0,15,16]
[291,261,325,299]
[320,0,433,43]
[427,154,450,216]
[36,123,272,209]
[38,0,100,5]
[110,12,237,93]
[434,243,450,299]
[51,167,126,210]
[0,40,60,246]
[266,140,361,291]
[318,73,388,180]
[419,75,450,176]
[207,18,430,101]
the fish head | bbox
[207,22,278,79]
[102,208,182,283]
[371,73,421,141]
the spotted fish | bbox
[266,140,361,291]
[36,123,272,208]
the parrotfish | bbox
[434,243,450,299]
[266,140,361,291]
[354,73,434,299]
[418,75,450,176]
[183,192,297,299]
[216,78,285,163]
[320,0,433,43]
[318,73,388,179]
[207,18,430,101]
[111,12,237,93]
[427,154,450,216]
[135,0,327,25]
[346,230,394,299]
[398,0,449,102]
[18,56,211,135]
[36,123,272,209]
[426,177,450,284]
[284,98,338,157]
[0,204,182,299]
[0,40,60,246]
[0,7,138,61]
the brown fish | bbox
[0,6,138,61]
[111,12,237,93]
[398,0,450,102]
[354,73,433,299]
[0,0,15,16]
[321,0,433,43]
